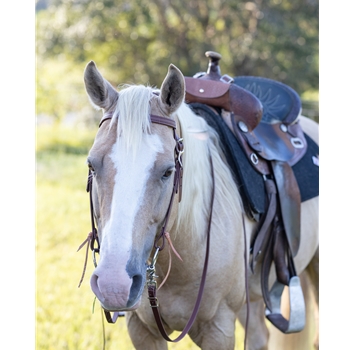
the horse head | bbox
[83,61,185,311]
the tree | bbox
[36,0,318,123]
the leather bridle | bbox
[79,111,214,335]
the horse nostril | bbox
[90,273,104,302]
[127,274,143,307]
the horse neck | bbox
[155,107,246,282]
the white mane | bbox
[174,103,242,240]
[110,84,153,157]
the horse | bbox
[82,61,319,350]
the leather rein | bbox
[78,111,216,342]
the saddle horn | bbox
[205,51,222,80]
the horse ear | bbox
[83,61,118,111]
[159,64,185,115]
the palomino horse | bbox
[82,61,319,349]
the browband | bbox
[99,112,177,130]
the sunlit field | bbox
[36,125,245,350]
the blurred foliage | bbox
[36,125,95,155]
[36,0,318,125]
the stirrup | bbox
[265,276,305,333]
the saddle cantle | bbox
[184,51,319,334]
[232,76,306,164]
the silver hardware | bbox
[151,247,160,266]
[220,74,234,84]
[178,152,184,168]
[265,276,305,333]
[199,88,204,93]
[176,137,184,147]
[291,137,304,149]
[176,138,184,168]
[148,296,159,307]
[93,250,98,268]
[280,124,288,132]
[238,121,248,133]
[147,247,160,286]
[250,153,259,165]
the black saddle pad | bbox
[188,103,319,219]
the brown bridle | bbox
[79,111,213,336]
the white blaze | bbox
[100,133,163,260]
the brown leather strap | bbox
[104,310,119,323]
[147,147,215,342]
[150,115,177,129]
[251,178,277,272]
[271,160,301,257]
[153,162,181,250]
[99,112,177,130]
[84,112,183,325]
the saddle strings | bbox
[157,232,183,291]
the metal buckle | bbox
[291,137,304,149]
[148,296,159,308]
[250,153,259,165]
[220,74,234,84]
[147,247,160,286]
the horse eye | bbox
[163,168,173,179]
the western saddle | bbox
[185,51,316,333]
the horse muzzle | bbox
[90,263,144,311]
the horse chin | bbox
[101,298,141,312]
[126,298,142,311]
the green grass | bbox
[36,125,245,349]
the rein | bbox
[146,145,215,342]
